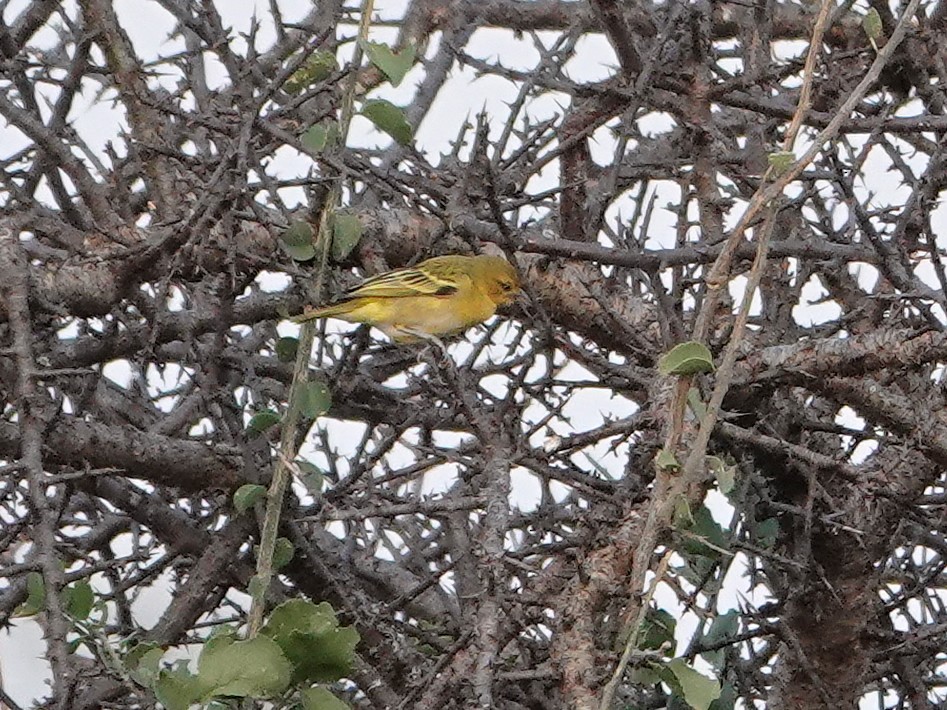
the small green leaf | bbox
[301,686,350,710]
[302,686,350,710]
[247,410,281,437]
[664,658,721,710]
[756,517,779,549]
[234,484,267,515]
[296,461,324,495]
[710,681,738,710]
[638,608,676,651]
[14,571,45,617]
[655,448,680,471]
[65,580,94,620]
[717,463,735,495]
[303,124,329,153]
[676,556,715,587]
[672,495,694,528]
[125,642,161,671]
[659,342,715,376]
[359,39,416,86]
[155,662,202,710]
[196,635,292,699]
[332,213,363,261]
[299,380,331,418]
[126,644,165,688]
[687,387,707,420]
[280,221,317,262]
[276,337,299,363]
[360,99,412,146]
[863,8,883,42]
[767,151,795,176]
[283,51,338,94]
[301,122,341,154]
[273,537,295,570]
[207,625,239,643]
[707,456,736,495]
[700,611,739,671]
[631,665,663,686]
[680,505,729,559]
[262,599,360,684]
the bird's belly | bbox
[347,294,494,340]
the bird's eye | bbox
[501,282,513,291]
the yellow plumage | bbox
[292,254,521,343]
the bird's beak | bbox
[499,289,528,314]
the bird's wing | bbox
[343,265,460,299]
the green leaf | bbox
[302,122,341,154]
[196,635,292,699]
[360,99,412,146]
[14,571,45,617]
[283,51,338,94]
[707,456,736,495]
[672,495,694,529]
[664,659,721,710]
[359,39,416,86]
[659,342,715,376]
[675,555,716,588]
[299,380,331,418]
[296,461,324,495]
[756,517,779,549]
[273,537,295,570]
[332,213,363,261]
[638,608,676,651]
[767,151,795,176]
[630,665,663,686]
[262,599,360,684]
[280,221,317,262]
[233,484,267,515]
[247,410,281,437]
[276,337,299,363]
[709,681,738,710]
[863,7,883,41]
[124,641,161,670]
[303,124,330,153]
[301,686,351,710]
[65,579,94,620]
[700,611,738,670]
[681,505,729,559]
[126,644,165,688]
[655,448,680,471]
[207,625,239,643]
[155,662,202,710]
[687,387,707,421]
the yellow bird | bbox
[292,254,521,343]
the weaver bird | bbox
[292,254,521,344]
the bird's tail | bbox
[291,300,355,324]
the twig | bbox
[0,225,73,706]
[247,0,377,636]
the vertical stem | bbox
[0,226,72,706]
[247,0,376,636]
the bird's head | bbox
[473,255,521,307]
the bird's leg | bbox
[417,342,451,368]
[396,328,450,363]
